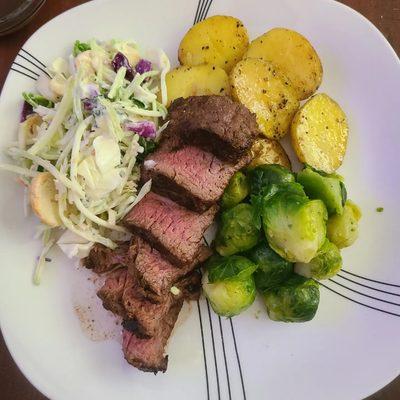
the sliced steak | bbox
[83,242,131,274]
[165,95,259,162]
[123,191,218,266]
[142,144,250,212]
[122,273,174,337]
[122,269,201,337]
[122,299,183,373]
[129,236,211,296]
[97,267,201,337]
[97,268,128,316]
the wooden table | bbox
[0,1,399,399]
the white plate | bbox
[1,1,399,399]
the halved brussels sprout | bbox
[327,200,361,248]
[263,274,320,322]
[221,171,250,209]
[205,254,257,283]
[202,271,256,317]
[248,164,294,196]
[295,239,342,280]
[297,166,346,215]
[247,241,293,292]
[258,181,306,203]
[216,203,260,256]
[262,192,327,262]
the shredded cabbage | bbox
[0,39,170,283]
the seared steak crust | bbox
[165,95,259,162]
[83,242,131,274]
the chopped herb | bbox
[376,207,384,213]
[137,137,157,162]
[129,96,146,109]
[73,40,91,57]
[23,93,54,108]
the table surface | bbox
[0,1,399,399]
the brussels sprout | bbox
[295,239,342,280]
[205,254,257,282]
[263,274,320,322]
[259,181,307,202]
[216,203,260,256]
[327,200,361,248]
[262,192,328,263]
[221,171,250,209]
[247,241,294,292]
[203,271,256,317]
[251,182,307,229]
[248,164,294,196]
[297,166,346,215]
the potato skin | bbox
[245,28,323,100]
[166,64,230,106]
[230,58,299,139]
[290,93,348,173]
[178,15,249,72]
[248,137,291,170]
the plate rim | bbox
[0,0,399,399]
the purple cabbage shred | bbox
[125,121,156,139]
[111,52,134,81]
[83,98,96,111]
[135,59,152,74]
[20,101,33,122]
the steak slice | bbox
[129,236,211,296]
[165,95,259,162]
[123,191,218,266]
[122,299,183,373]
[122,270,201,337]
[83,242,131,274]
[122,272,174,337]
[97,268,201,337]
[141,144,250,212]
[97,268,128,316]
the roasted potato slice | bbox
[18,114,42,146]
[178,15,249,72]
[248,137,291,170]
[166,64,230,106]
[30,172,62,227]
[245,28,323,100]
[290,93,348,173]
[230,58,299,139]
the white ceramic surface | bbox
[0,1,399,399]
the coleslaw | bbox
[0,39,170,283]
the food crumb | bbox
[376,207,384,213]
